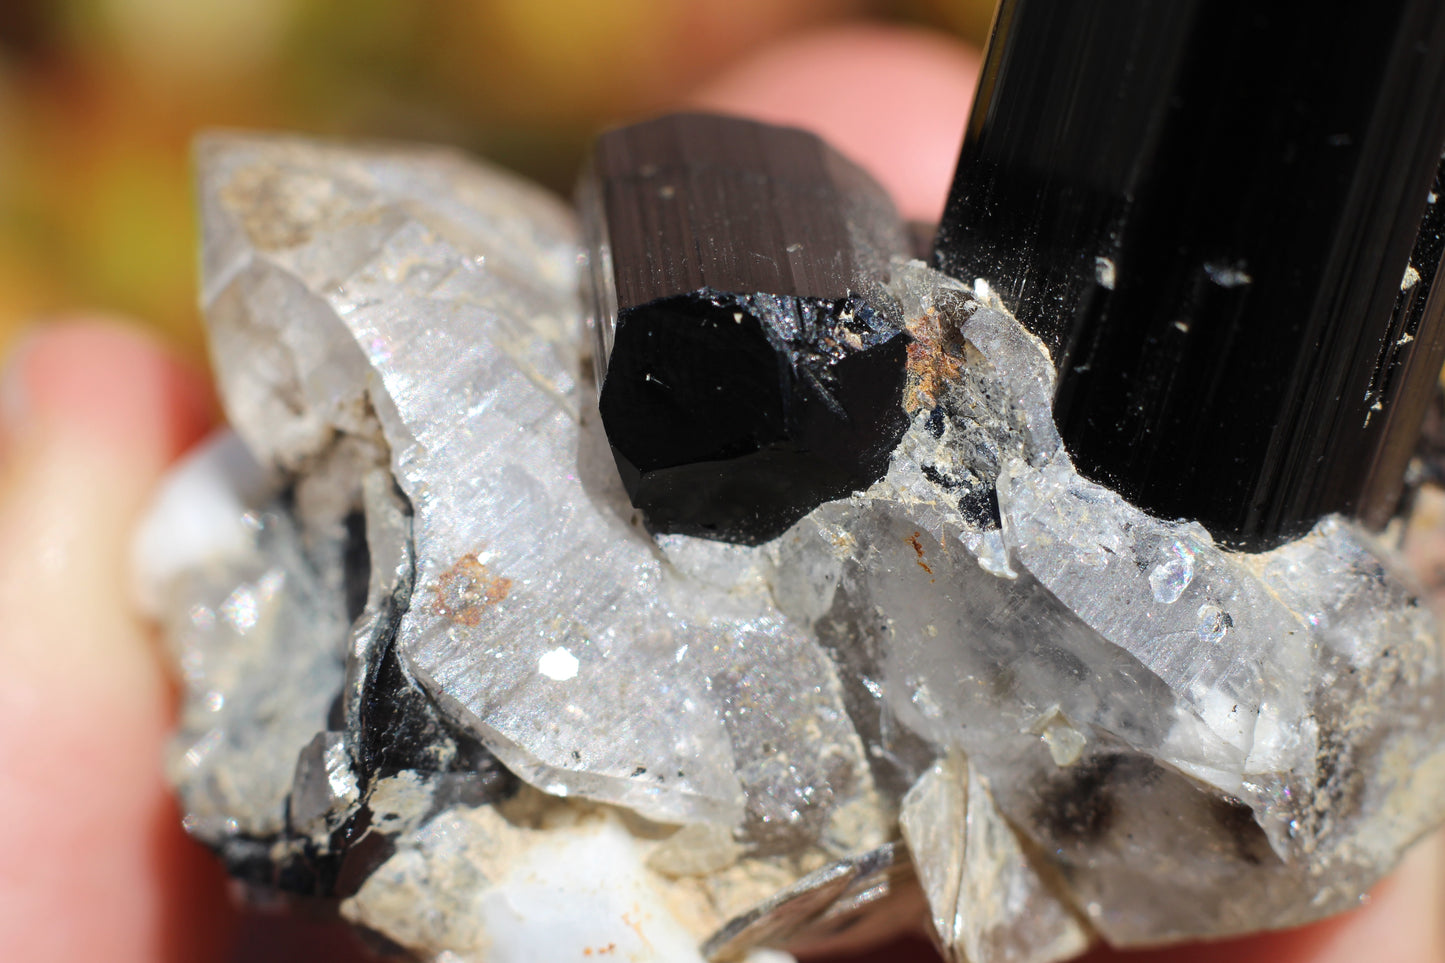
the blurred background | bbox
[0,0,993,362]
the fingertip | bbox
[147,796,241,961]
[1310,832,1445,963]
[0,315,230,962]
[2,316,216,464]
[690,24,981,222]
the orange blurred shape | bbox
[73,0,295,91]
[431,0,865,124]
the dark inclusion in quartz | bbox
[580,112,912,544]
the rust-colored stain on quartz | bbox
[903,305,971,414]
[432,554,513,626]
[908,531,935,577]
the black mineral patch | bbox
[582,113,912,544]
[1035,752,1124,845]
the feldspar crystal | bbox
[581,113,912,544]
[134,131,1445,963]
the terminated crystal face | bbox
[136,132,1445,963]
[581,113,912,544]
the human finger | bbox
[690,23,982,223]
[0,318,230,963]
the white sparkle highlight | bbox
[538,646,580,681]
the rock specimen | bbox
[135,131,1445,963]
[581,113,912,544]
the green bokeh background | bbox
[0,0,993,361]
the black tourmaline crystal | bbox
[581,113,911,544]
[936,0,1445,550]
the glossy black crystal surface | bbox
[936,0,1445,550]
[582,112,911,544]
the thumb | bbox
[0,319,231,962]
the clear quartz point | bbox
[136,135,1445,963]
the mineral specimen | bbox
[580,113,912,544]
[134,129,1445,963]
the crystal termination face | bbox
[582,113,912,544]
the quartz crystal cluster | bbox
[135,131,1445,963]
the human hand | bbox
[0,22,1440,963]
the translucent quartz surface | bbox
[900,752,1088,963]
[197,134,873,845]
[139,434,345,842]
[790,264,1445,942]
[143,135,1445,961]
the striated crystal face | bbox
[581,113,912,544]
[136,133,1445,963]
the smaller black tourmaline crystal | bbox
[580,113,911,544]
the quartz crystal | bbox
[136,132,1445,963]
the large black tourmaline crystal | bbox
[935,0,1445,550]
[580,113,911,544]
